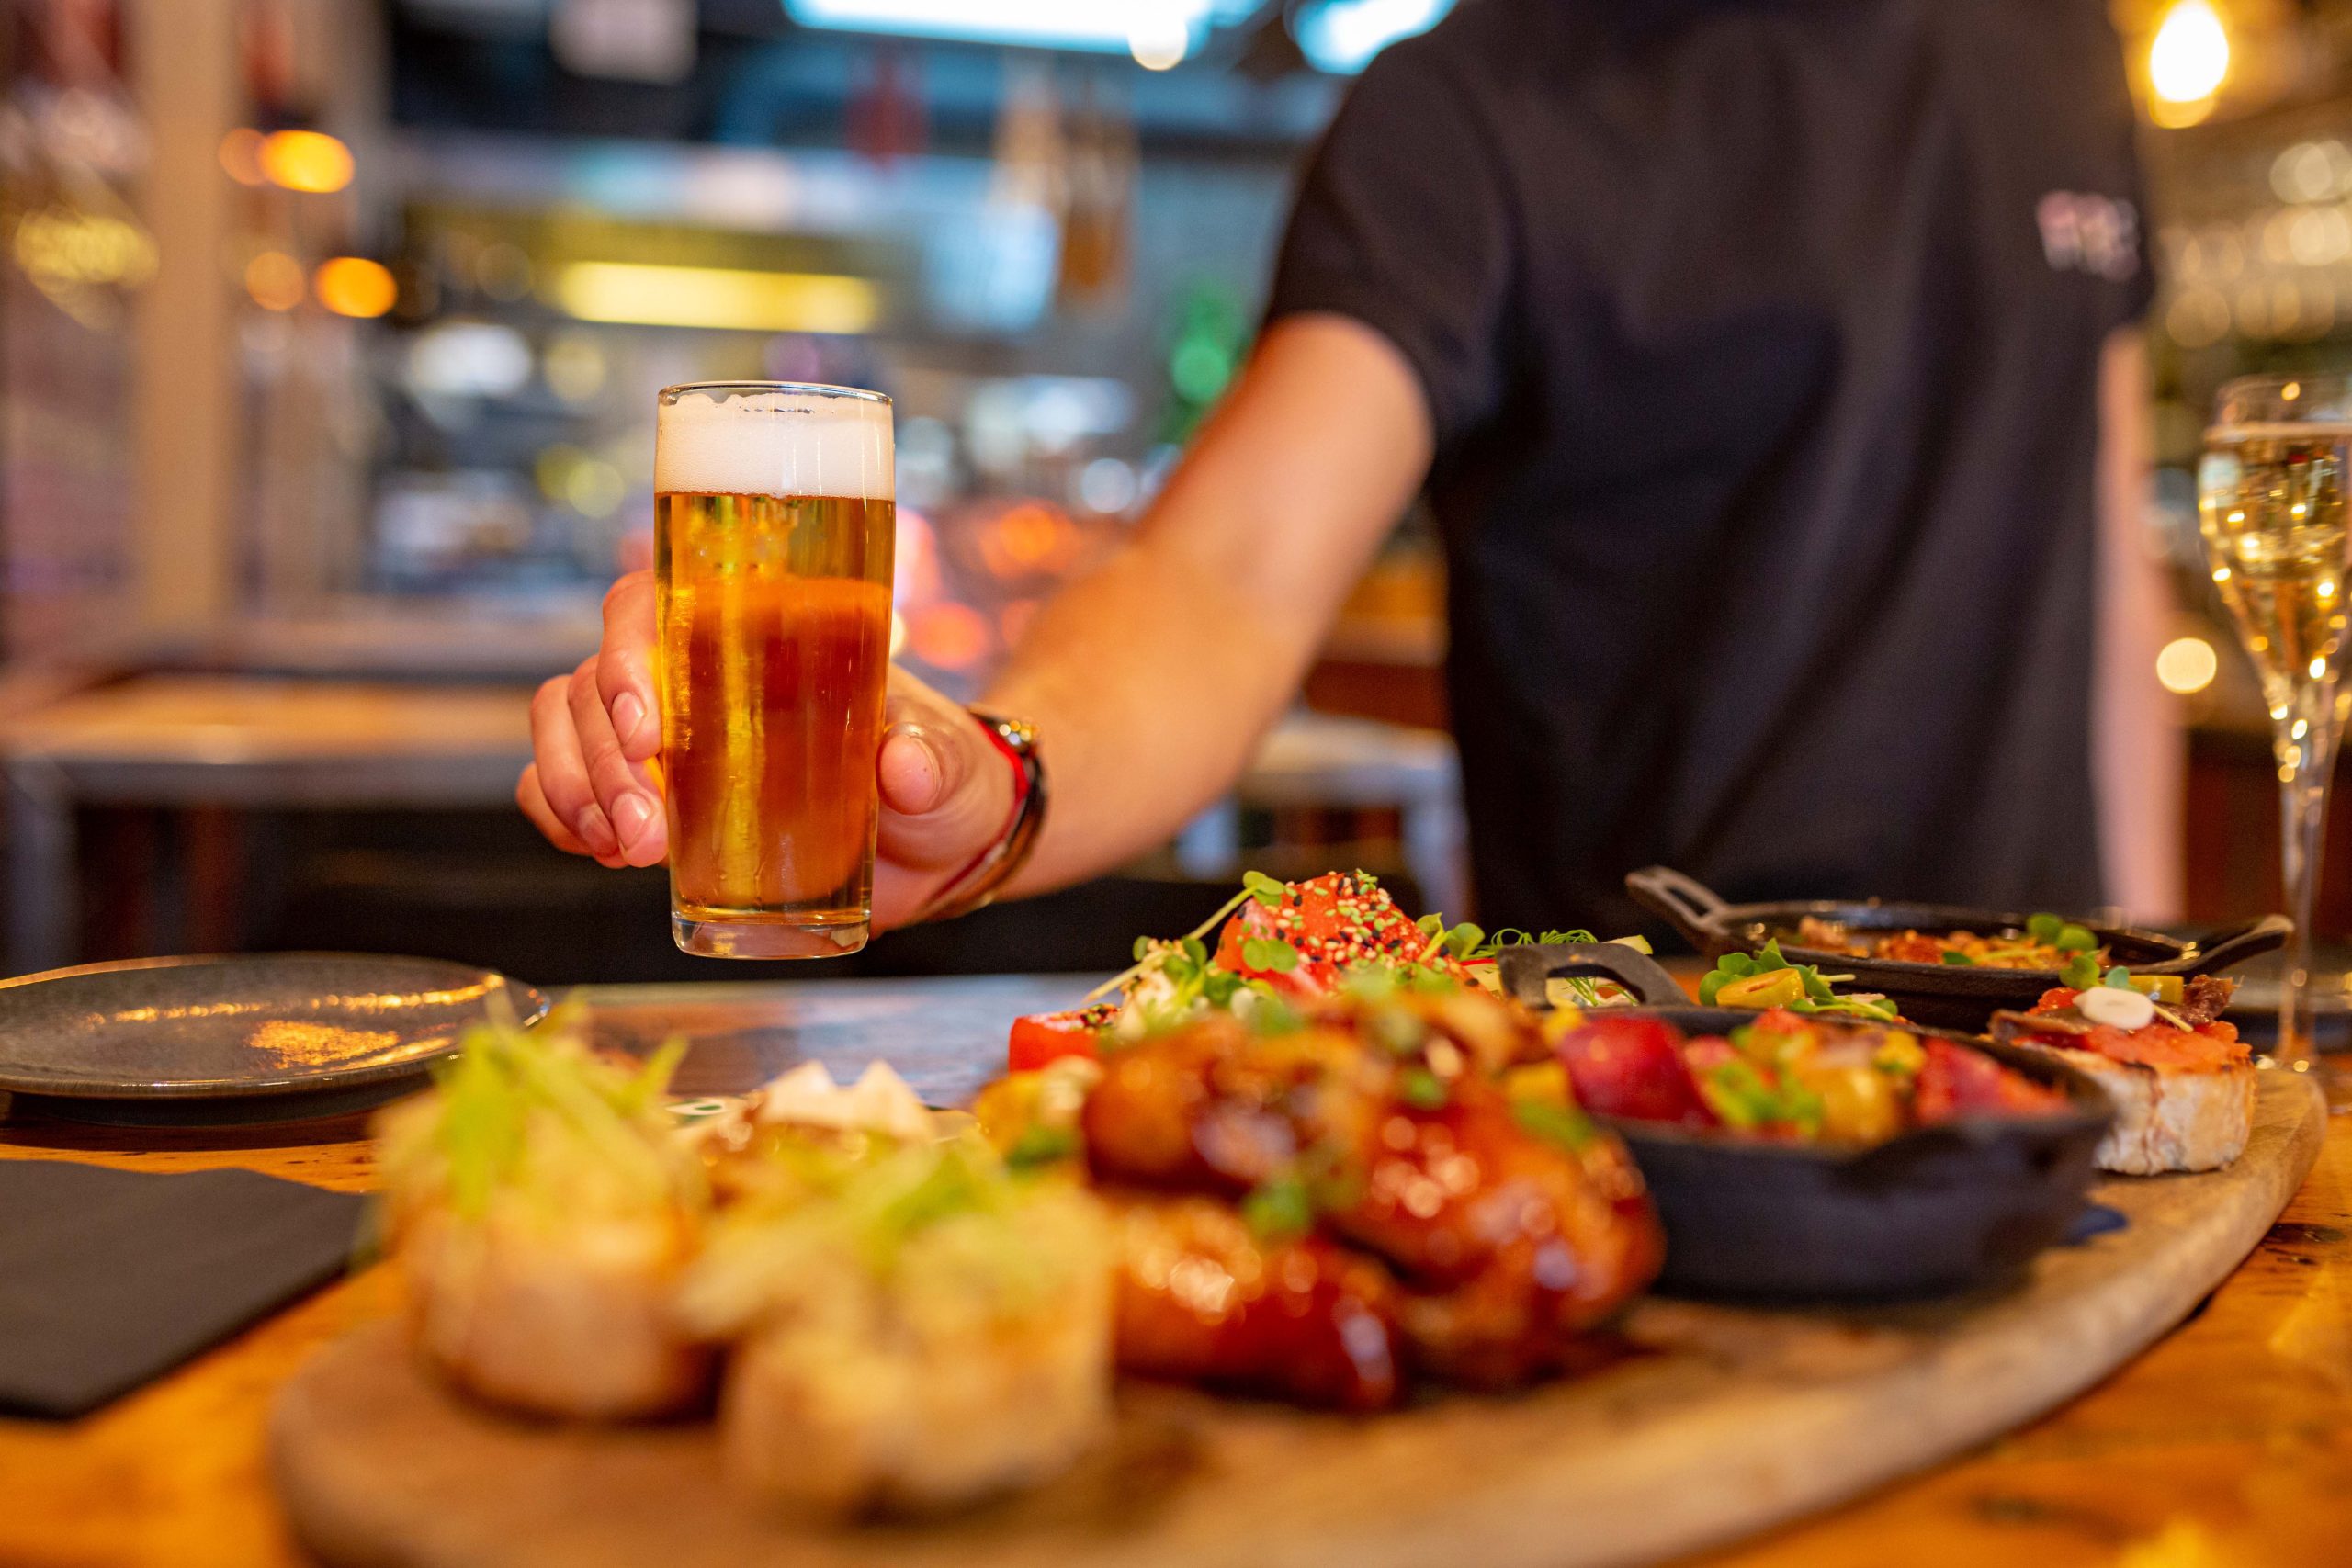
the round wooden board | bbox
[272,1073,2326,1568]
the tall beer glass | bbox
[2199,373,2351,1065]
[654,382,895,958]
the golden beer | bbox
[653,383,895,958]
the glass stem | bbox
[2278,722,2335,1067]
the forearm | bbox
[981,314,1434,896]
[983,536,1322,894]
[2092,329,2185,920]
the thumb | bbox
[876,705,1014,874]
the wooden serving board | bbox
[272,1073,2326,1568]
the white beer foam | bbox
[656,386,893,501]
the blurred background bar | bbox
[0,0,2347,981]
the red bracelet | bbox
[941,721,1029,889]
[919,712,1046,923]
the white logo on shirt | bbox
[2038,191,2141,282]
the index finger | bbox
[596,570,662,762]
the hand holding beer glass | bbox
[655,382,895,957]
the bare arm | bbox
[519,312,1434,928]
[2092,327,2186,920]
[984,312,1435,895]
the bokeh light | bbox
[909,603,992,671]
[894,508,942,606]
[259,130,355,194]
[243,250,305,311]
[1128,6,1189,69]
[564,457,627,518]
[2149,1,2228,116]
[977,501,1080,580]
[474,242,535,302]
[542,332,608,403]
[315,256,397,318]
[2157,636,2218,695]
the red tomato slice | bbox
[1213,871,1439,998]
[1008,1010,1101,1071]
[1554,1013,1718,1128]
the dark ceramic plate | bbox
[1495,941,2113,1301]
[1625,865,2290,1033]
[0,953,548,1126]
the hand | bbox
[517,571,1018,932]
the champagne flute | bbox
[2198,373,2352,1066]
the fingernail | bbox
[886,724,944,810]
[573,805,617,855]
[612,792,655,846]
[612,692,647,747]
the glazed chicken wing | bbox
[1108,1192,1403,1411]
[1081,992,1661,1390]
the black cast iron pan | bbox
[1625,865,2290,1033]
[1494,940,2114,1301]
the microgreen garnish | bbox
[1475,927,1600,953]
[1244,992,1303,1036]
[1242,869,1288,908]
[1084,878,1269,1003]
[1699,940,1899,1021]
[1003,1124,1079,1168]
[1699,1055,1825,1135]
[1397,1066,1449,1111]
[1241,1176,1314,1242]
[1510,1098,1595,1150]
[1240,935,1301,973]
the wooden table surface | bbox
[3,975,2348,1568]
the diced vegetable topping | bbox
[1562,1007,2063,1142]
[1011,869,1651,1068]
[1699,940,1900,1021]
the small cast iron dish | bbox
[1494,940,2115,1301]
[1625,865,2290,1034]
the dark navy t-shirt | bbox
[1264,0,2155,935]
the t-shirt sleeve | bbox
[2090,10,2158,330]
[1261,42,1517,458]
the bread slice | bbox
[2018,1043,2255,1175]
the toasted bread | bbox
[2017,1043,2254,1175]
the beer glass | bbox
[2198,373,2352,1064]
[654,382,895,958]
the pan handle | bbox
[2177,913,2293,976]
[1498,941,1690,1010]
[1623,865,1730,949]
